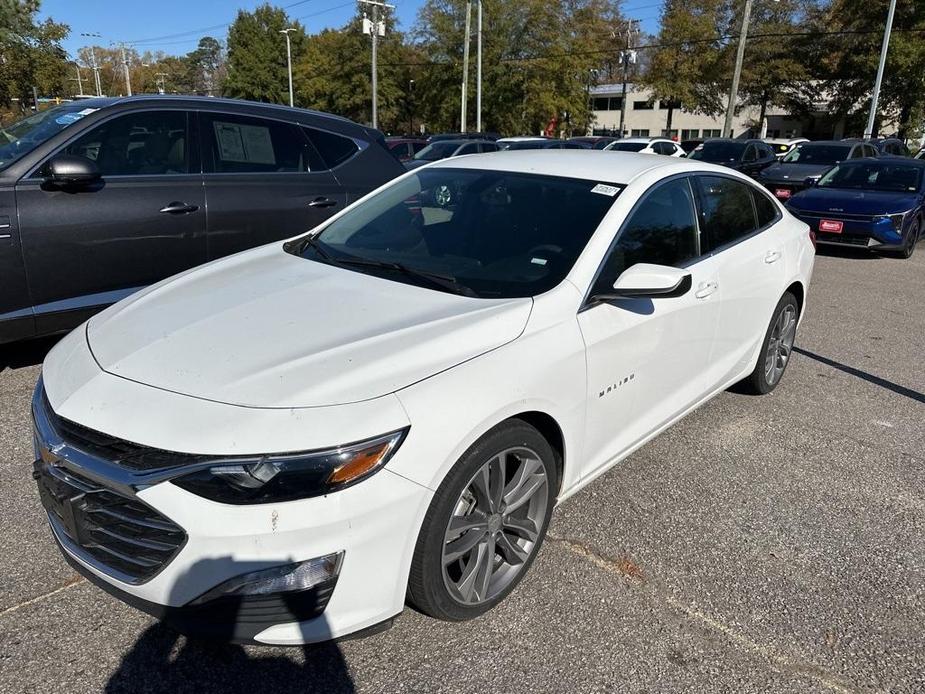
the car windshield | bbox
[782,144,851,165]
[505,141,546,150]
[608,142,647,152]
[817,162,923,193]
[688,141,746,162]
[0,103,101,171]
[414,142,463,161]
[288,168,622,298]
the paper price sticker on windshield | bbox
[591,183,619,197]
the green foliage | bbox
[412,0,621,135]
[0,0,70,107]
[224,3,306,103]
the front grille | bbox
[41,389,206,471]
[794,210,876,223]
[816,232,871,246]
[35,462,186,582]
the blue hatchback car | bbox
[786,158,925,258]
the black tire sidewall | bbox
[749,291,799,395]
[408,420,558,621]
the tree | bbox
[186,36,226,95]
[806,0,925,139]
[294,9,414,131]
[224,4,306,104]
[412,0,621,135]
[642,0,728,136]
[0,0,70,107]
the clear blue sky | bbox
[40,0,662,60]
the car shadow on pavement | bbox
[794,346,925,404]
[104,622,355,694]
[0,335,61,371]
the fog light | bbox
[190,551,344,605]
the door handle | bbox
[695,281,718,299]
[308,197,338,209]
[159,201,200,214]
[764,250,782,264]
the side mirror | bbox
[44,155,101,186]
[592,263,692,302]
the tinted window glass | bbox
[609,142,647,152]
[593,178,698,293]
[689,141,747,163]
[743,145,758,162]
[297,168,621,298]
[695,176,758,251]
[753,189,779,227]
[458,143,479,155]
[817,162,922,192]
[305,127,358,168]
[481,142,499,152]
[61,110,188,176]
[783,143,851,164]
[203,113,318,173]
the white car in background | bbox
[33,151,814,646]
[764,137,809,160]
[605,137,686,157]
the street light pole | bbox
[722,0,753,138]
[408,79,415,134]
[616,20,638,138]
[864,0,897,139]
[80,32,103,97]
[476,0,482,133]
[461,0,472,132]
[280,28,296,107]
[359,0,393,129]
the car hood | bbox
[760,162,834,183]
[87,246,533,408]
[787,187,920,216]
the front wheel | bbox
[741,292,799,395]
[407,420,558,621]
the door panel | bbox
[16,109,206,335]
[0,187,34,342]
[577,177,721,478]
[199,111,345,260]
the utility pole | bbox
[80,32,103,97]
[155,72,169,94]
[359,0,392,129]
[114,42,133,96]
[408,79,415,134]
[279,27,297,107]
[722,0,753,137]
[461,0,472,132]
[617,20,638,138]
[476,0,482,133]
[864,0,897,139]
[70,65,85,96]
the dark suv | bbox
[0,96,403,344]
[687,138,777,176]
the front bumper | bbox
[32,330,433,645]
[788,212,906,250]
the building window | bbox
[592,97,609,111]
[681,129,699,139]
[661,129,679,138]
[630,129,650,137]
[632,100,654,110]
[609,97,623,111]
[703,129,721,138]
[658,100,682,110]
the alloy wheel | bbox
[441,447,548,605]
[764,303,797,386]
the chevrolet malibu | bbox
[33,151,814,645]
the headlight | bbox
[874,211,909,231]
[172,428,407,504]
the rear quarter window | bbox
[303,127,359,169]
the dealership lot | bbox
[0,247,922,694]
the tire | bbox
[899,216,920,259]
[741,291,800,395]
[408,419,558,621]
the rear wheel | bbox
[408,420,557,621]
[741,292,799,395]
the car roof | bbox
[427,149,727,185]
[799,140,856,147]
[839,157,925,167]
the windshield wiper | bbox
[334,256,478,297]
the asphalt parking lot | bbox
[1,246,922,694]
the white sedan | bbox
[605,137,686,157]
[33,151,814,645]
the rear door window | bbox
[202,112,321,173]
[694,175,759,252]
